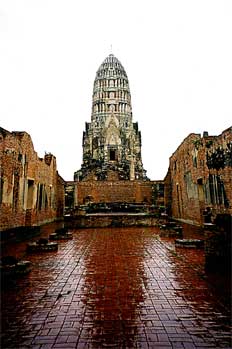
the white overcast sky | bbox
[0,0,231,181]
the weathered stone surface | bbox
[26,240,58,252]
[69,213,159,228]
[175,238,204,248]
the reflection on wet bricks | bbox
[1,225,231,348]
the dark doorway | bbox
[110,149,116,161]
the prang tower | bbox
[74,54,147,181]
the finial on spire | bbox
[110,44,113,54]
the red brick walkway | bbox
[1,226,231,348]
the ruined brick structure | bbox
[0,127,65,231]
[74,54,153,206]
[164,127,232,226]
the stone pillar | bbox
[130,156,135,181]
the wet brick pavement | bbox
[1,224,231,348]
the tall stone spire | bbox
[74,54,148,181]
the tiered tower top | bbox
[95,54,128,79]
[91,53,132,124]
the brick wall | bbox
[0,127,65,231]
[75,180,154,205]
[164,127,232,225]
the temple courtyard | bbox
[1,222,231,349]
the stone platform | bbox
[68,213,159,228]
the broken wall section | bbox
[0,127,65,231]
[164,127,232,226]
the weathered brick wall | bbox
[164,127,232,225]
[0,127,65,231]
[76,180,154,205]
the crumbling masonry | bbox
[0,127,64,231]
[164,127,232,226]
